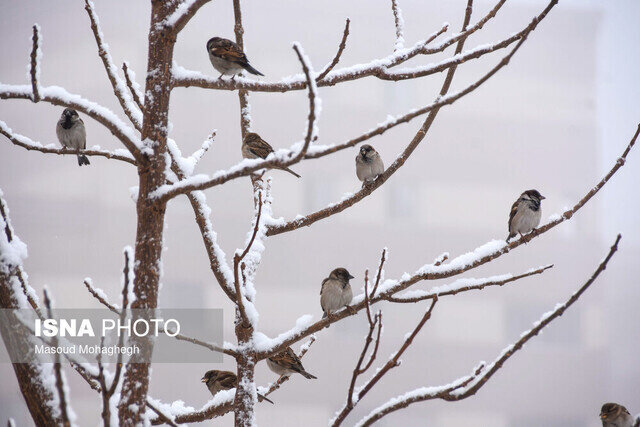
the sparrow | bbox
[600,403,636,427]
[506,189,545,242]
[267,347,317,379]
[320,268,354,318]
[201,370,273,404]
[355,144,384,184]
[56,108,90,166]
[242,132,301,178]
[206,37,264,77]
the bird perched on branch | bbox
[206,37,264,77]
[267,346,317,379]
[56,108,89,166]
[201,370,273,404]
[600,403,636,427]
[242,132,301,178]
[356,144,384,184]
[506,189,545,242]
[320,268,354,318]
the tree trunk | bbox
[117,1,174,423]
[234,311,256,426]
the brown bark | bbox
[117,1,175,423]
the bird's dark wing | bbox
[211,39,249,65]
[217,371,237,390]
[508,198,519,231]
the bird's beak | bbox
[348,274,355,279]
[540,195,546,200]
[600,414,606,420]
[201,377,207,383]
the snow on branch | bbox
[355,235,622,426]
[172,0,510,93]
[0,119,137,164]
[267,0,558,236]
[0,84,144,159]
[28,24,42,102]
[254,121,637,358]
[122,62,144,111]
[165,137,236,301]
[390,0,405,51]
[163,0,212,33]
[153,43,319,201]
[84,0,143,131]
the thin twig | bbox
[29,24,41,102]
[122,62,144,111]
[146,400,179,427]
[390,0,405,51]
[357,235,622,425]
[317,19,350,81]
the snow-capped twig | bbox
[154,42,319,201]
[390,0,405,51]
[163,0,212,33]
[29,24,41,102]
[146,400,179,427]
[332,298,437,426]
[386,264,553,303]
[267,0,558,236]
[0,84,144,159]
[84,0,143,131]
[356,235,622,426]
[42,288,73,427]
[188,131,215,167]
[122,62,144,111]
[316,19,351,81]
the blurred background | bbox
[1,0,639,425]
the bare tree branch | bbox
[316,19,351,81]
[356,235,622,425]
[29,24,41,102]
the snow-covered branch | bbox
[0,84,144,160]
[390,0,405,51]
[122,62,144,111]
[163,0,212,34]
[84,0,143,132]
[355,234,622,426]
[0,120,137,165]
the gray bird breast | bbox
[511,201,542,234]
[356,155,384,182]
[56,121,86,150]
[209,54,244,75]
[321,280,345,313]
[340,284,353,306]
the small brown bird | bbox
[242,132,301,178]
[267,347,317,379]
[206,37,264,77]
[201,370,273,404]
[507,189,545,242]
[320,268,354,318]
[600,403,635,427]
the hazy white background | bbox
[0,0,639,425]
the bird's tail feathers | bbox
[78,155,90,166]
[258,393,274,404]
[301,370,317,380]
[243,63,264,76]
